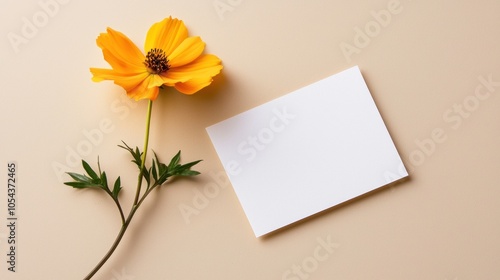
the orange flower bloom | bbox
[90,17,223,101]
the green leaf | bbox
[117,141,133,152]
[168,151,181,170]
[153,151,160,163]
[151,158,158,181]
[67,172,91,183]
[112,177,121,198]
[118,141,143,170]
[158,162,167,176]
[142,167,150,187]
[119,141,152,187]
[134,147,143,167]
[180,160,202,170]
[180,170,201,176]
[64,181,91,189]
[156,171,170,185]
[100,171,108,190]
[82,160,99,180]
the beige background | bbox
[1,0,499,279]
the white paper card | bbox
[206,66,408,237]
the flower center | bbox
[144,48,170,74]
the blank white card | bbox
[206,66,408,237]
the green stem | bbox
[133,100,154,205]
[84,100,154,280]
[83,205,137,280]
[112,196,126,225]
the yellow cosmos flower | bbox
[90,17,223,101]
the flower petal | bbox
[165,54,223,81]
[127,75,160,101]
[144,17,188,56]
[174,77,215,95]
[90,68,149,91]
[168,36,205,68]
[96,28,145,72]
[147,74,165,89]
[169,54,223,94]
